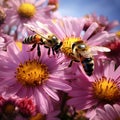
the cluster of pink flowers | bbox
[0,0,120,119]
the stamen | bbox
[18,3,36,18]
[92,76,120,103]
[2,102,15,115]
[15,59,49,87]
[30,113,46,120]
[61,37,81,59]
[15,41,22,51]
[17,97,36,117]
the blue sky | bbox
[58,0,120,30]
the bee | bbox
[69,41,110,76]
[22,34,44,57]
[23,22,63,57]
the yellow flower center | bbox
[15,41,22,51]
[15,59,49,87]
[3,103,15,115]
[30,113,46,120]
[116,31,120,38]
[92,76,120,103]
[18,3,36,18]
[61,37,81,59]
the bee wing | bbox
[24,23,43,35]
[36,21,52,34]
[90,46,111,54]
[24,23,50,40]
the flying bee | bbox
[23,22,63,57]
[22,34,44,57]
[22,34,62,57]
[69,41,111,76]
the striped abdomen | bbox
[22,35,42,44]
[81,57,94,76]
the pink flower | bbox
[104,31,120,66]
[0,41,72,114]
[0,95,18,119]
[83,13,119,32]
[4,0,55,39]
[91,104,120,120]
[67,60,120,111]
[16,97,36,117]
[24,18,111,70]
[0,94,60,120]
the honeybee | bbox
[22,34,44,57]
[23,22,62,57]
[69,41,110,76]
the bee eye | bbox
[78,44,86,49]
[52,36,57,41]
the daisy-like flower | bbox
[0,95,59,120]
[91,104,120,120]
[0,41,72,114]
[16,97,36,118]
[83,13,119,32]
[105,31,120,66]
[4,0,55,39]
[67,60,120,112]
[0,95,18,120]
[24,17,111,70]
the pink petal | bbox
[34,88,49,114]
[43,85,59,101]
[83,22,98,41]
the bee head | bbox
[72,41,86,52]
[48,35,58,42]
[77,43,86,50]
[45,35,58,46]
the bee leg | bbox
[68,60,80,67]
[28,43,36,51]
[39,39,45,45]
[68,60,74,67]
[52,47,55,55]
[53,42,63,54]
[37,44,41,57]
[44,46,51,56]
[48,47,51,56]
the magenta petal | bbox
[34,88,49,114]
[96,108,109,120]
[47,79,72,91]
[104,104,118,119]
[43,85,59,101]
[83,22,98,41]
